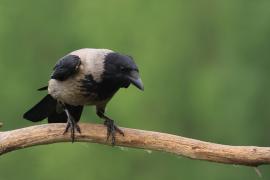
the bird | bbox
[23,48,144,145]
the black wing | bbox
[51,55,81,81]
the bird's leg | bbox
[63,107,81,143]
[96,109,124,145]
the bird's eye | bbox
[120,66,127,72]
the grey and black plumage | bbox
[23,48,144,144]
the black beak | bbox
[128,71,144,91]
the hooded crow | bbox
[23,48,144,144]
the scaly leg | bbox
[96,108,124,145]
[63,107,81,143]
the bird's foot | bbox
[104,119,124,145]
[63,118,81,143]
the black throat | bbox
[81,74,124,101]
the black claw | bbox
[63,119,81,143]
[104,119,124,145]
[71,124,75,143]
[75,124,81,133]
[64,123,71,134]
[62,107,81,143]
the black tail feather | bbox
[23,95,57,122]
[37,86,48,91]
[24,94,84,123]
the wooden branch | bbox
[0,123,269,167]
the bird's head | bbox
[103,52,144,91]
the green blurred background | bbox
[0,0,270,179]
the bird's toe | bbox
[104,119,124,145]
